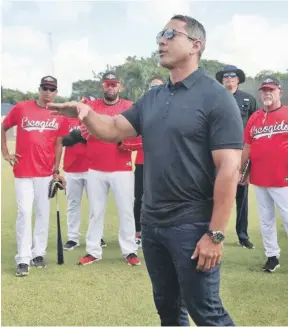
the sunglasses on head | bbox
[41,86,57,92]
[103,81,118,88]
[223,72,237,78]
[156,28,196,44]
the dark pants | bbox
[142,222,234,326]
[236,184,249,241]
[134,164,143,233]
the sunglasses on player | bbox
[156,28,197,44]
[41,86,57,92]
[223,72,237,78]
[103,81,119,88]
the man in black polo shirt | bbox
[216,65,258,249]
[48,15,243,327]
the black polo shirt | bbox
[122,68,244,226]
[233,89,258,128]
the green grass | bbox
[1,143,288,326]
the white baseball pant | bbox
[86,169,137,259]
[254,186,288,258]
[14,176,52,265]
[65,171,88,244]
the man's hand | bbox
[46,101,91,120]
[4,153,21,166]
[191,234,223,272]
[53,173,66,188]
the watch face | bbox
[212,232,225,243]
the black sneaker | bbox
[101,239,107,248]
[16,263,29,277]
[239,239,255,249]
[32,256,47,268]
[263,256,280,272]
[63,240,80,251]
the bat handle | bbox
[56,192,60,211]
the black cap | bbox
[101,71,120,82]
[258,77,282,91]
[40,75,57,88]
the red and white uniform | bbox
[2,100,68,265]
[82,98,138,260]
[63,118,89,245]
[244,105,288,258]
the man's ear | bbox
[100,83,104,92]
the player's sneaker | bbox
[263,256,280,272]
[16,263,29,277]
[101,239,107,248]
[32,256,47,268]
[239,239,255,249]
[126,253,141,266]
[63,240,80,251]
[77,254,101,265]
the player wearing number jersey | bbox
[77,71,141,266]
[1,76,68,277]
[242,77,288,273]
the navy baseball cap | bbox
[40,76,57,88]
[258,77,282,90]
[102,71,120,83]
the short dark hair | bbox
[171,14,206,57]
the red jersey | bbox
[85,98,134,172]
[135,148,144,165]
[3,100,68,178]
[244,105,288,187]
[63,118,89,173]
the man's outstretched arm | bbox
[47,101,140,143]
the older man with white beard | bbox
[241,76,288,273]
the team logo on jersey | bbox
[21,117,59,132]
[250,120,288,139]
[285,177,288,183]
[126,161,132,167]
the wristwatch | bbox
[206,230,225,244]
[54,169,60,175]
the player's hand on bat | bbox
[4,153,21,166]
[46,101,91,119]
[191,233,222,272]
[53,173,67,188]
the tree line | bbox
[2,51,288,104]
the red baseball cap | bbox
[258,77,282,91]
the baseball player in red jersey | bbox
[242,77,288,273]
[61,117,89,250]
[120,77,165,248]
[1,76,68,277]
[77,71,141,266]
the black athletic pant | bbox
[134,164,143,233]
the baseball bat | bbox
[56,192,64,265]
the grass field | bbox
[1,144,288,326]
